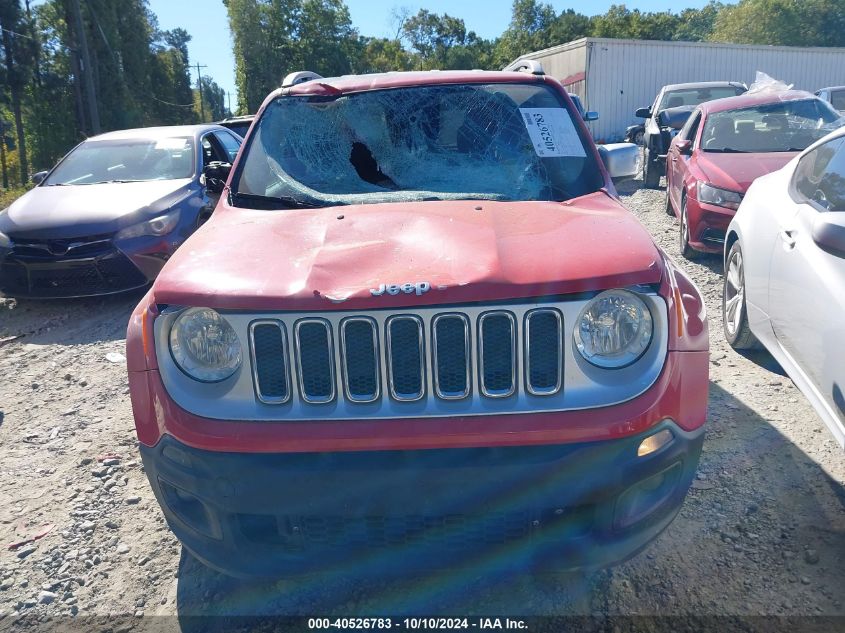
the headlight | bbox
[115,209,180,240]
[574,289,653,368]
[697,182,742,210]
[0,230,11,249]
[169,307,242,382]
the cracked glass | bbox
[233,82,603,208]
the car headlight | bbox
[697,182,742,210]
[574,289,653,368]
[0,230,11,249]
[115,209,180,240]
[169,307,242,382]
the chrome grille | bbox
[479,311,516,398]
[341,318,380,402]
[525,309,563,395]
[386,316,425,401]
[295,319,335,403]
[249,321,290,403]
[161,293,668,421]
[432,314,470,399]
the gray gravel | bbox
[0,175,842,629]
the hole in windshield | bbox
[232,83,603,208]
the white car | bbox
[722,125,845,448]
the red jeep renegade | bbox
[126,65,709,578]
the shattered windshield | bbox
[44,137,195,185]
[233,83,603,207]
[702,99,842,153]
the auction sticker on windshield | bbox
[519,108,586,158]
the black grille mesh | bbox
[343,320,378,400]
[434,316,469,397]
[527,311,562,392]
[480,313,515,394]
[297,321,334,400]
[252,324,288,400]
[389,318,423,398]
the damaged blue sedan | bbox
[0,124,241,299]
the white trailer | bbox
[513,37,845,142]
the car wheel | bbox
[679,197,700,260]
[722,241,759,350]
[664,185,675,216]
[634,130,644,145]
[643,147,660,189]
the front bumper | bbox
[140,420,703,578]
[0,238,177,299]
[687,198,736,254]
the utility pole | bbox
[226,92,232,116]
[194,62,208,121]
[70,0,99,134]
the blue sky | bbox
[147,0,722,107]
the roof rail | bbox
[281,71,324,88]
[502,59,545,76]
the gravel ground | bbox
[0,176,843,631]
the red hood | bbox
[152,192,663,311]
[696,151,797,192]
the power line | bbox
[150,95,195,108]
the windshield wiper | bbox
[231,192,338,210]
[89,179,147,184]
[705,148,748,153]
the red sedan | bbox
[665,90,841,259]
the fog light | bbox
[637,428,673,457]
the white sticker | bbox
[519,108,586,158]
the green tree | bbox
[0,0,36,183]
[194,75,227,121]
[674,2,723,41]
[401,9,468,68]
[710,0,845,46]
[355,36,414,73]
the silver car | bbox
[722,125,845,447]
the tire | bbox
[664,186,675,216]
[679,196,701,260]
[722,241,760,350]
[643,147,661,189]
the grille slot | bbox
[386,316,425,401]
[478,311,516,398]
[295,319,336,403]
[249,321,290,403]
[525,309,563,395]
[341,318,380,403]
[432,314,470,399]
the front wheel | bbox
[679,198,701,260]
[722,241,759,350]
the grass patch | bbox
[0,185,30,209]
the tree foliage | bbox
[709,0,845,47]
[1,0,203,183]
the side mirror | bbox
[31,170,48,185]
[812,212,845,258]
[202,161,231,195]
[635,107,651,119]
[675,139,692,155]
[584,111,599,122]
[598,143,641,185]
